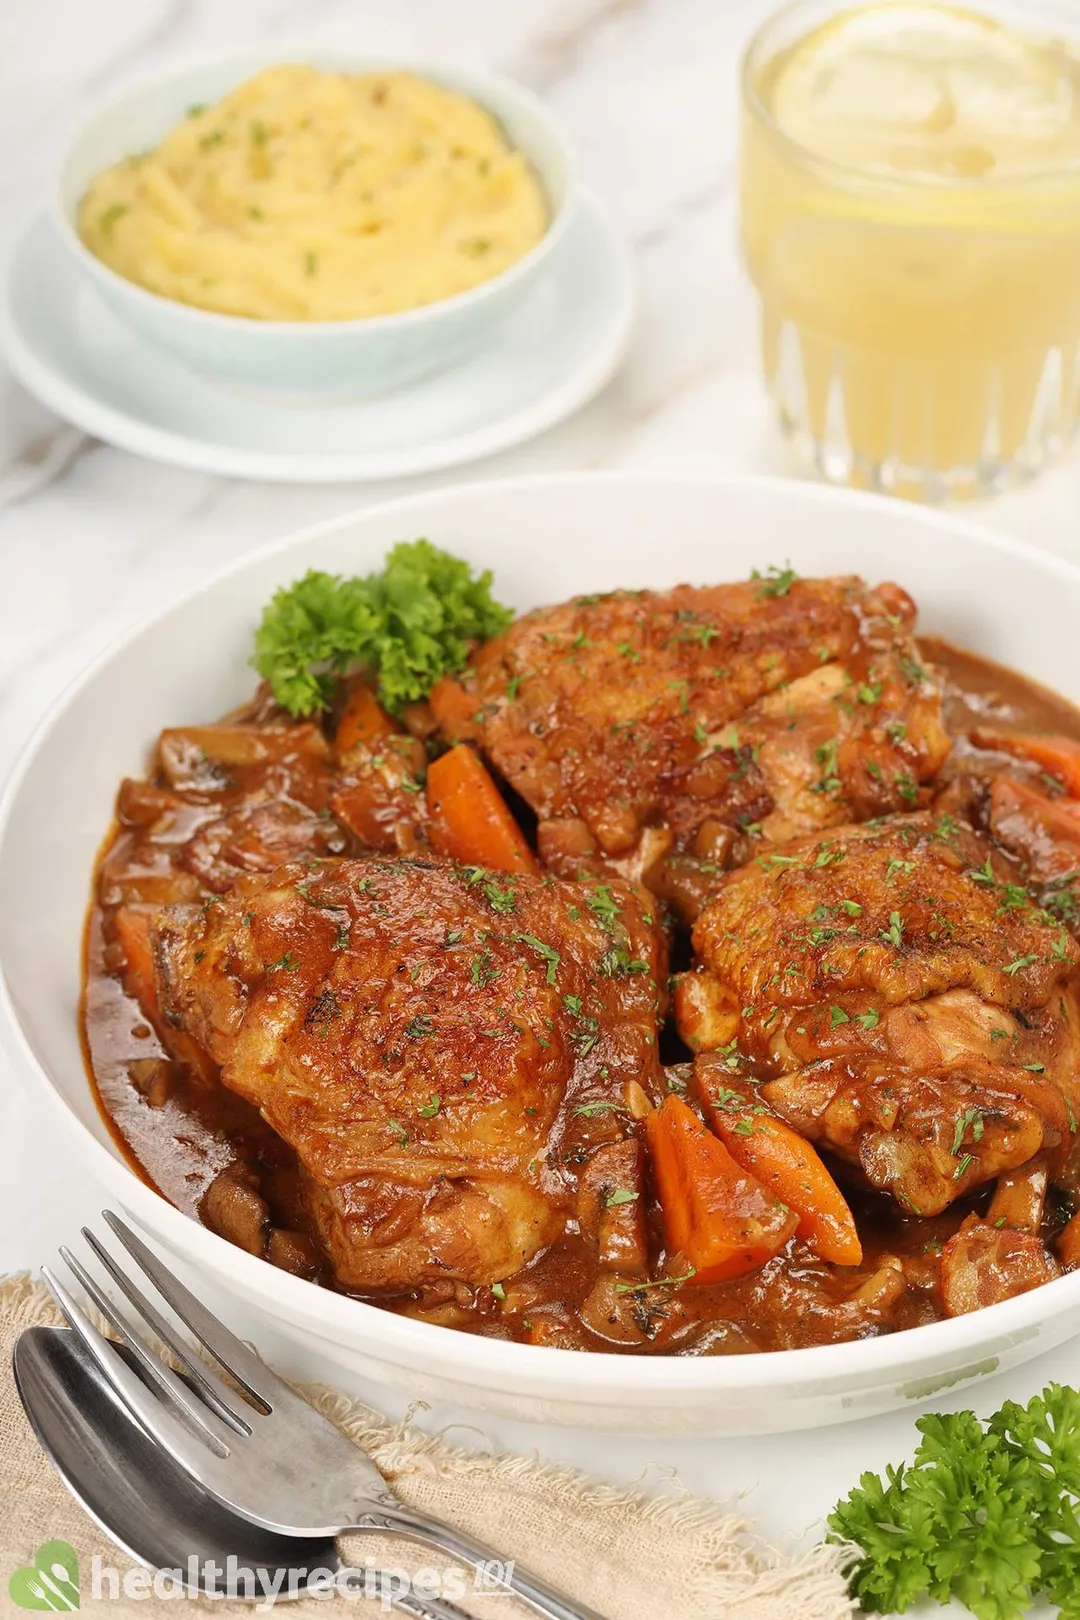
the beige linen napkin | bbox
[0,1277,854,1620]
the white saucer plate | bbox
[0,195,634,482]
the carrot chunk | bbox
[113,907,159,1022]
[426,744,538,875]
[989,775,1080,881]
[334,683,398,757]
[973,727,1080,798]
[693,1071,862,1266]
[644,1095,797,1284]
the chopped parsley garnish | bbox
[569,1017,600,1058]
[951,1106,985,1156]
[586,886,622,928]
[598,946,649,978]
[709,1086,758,1115]
[98,203,129,237]
[404,1014,434,1039]
[417,1094,441,1116]
[759,852,801,870]
[470,952,498,987]
[267,950,300,972]
[751,563,797,599]
[810,738,841,795]
[481,879,518,914]
[1004,954,1039,977]
[605,1188,639,1208]
[883,911,904,948]
[516,933,561,985]
[886,859,915,886]
[1044,872,1080,923]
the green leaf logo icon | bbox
[8,1541,79,1610]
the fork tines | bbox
[42,1212,280,1465]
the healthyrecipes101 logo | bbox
[9,1545,517,1609]
[9,1541,80,1610]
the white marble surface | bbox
[3,0,1080,1605]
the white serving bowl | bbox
[3,472,1080,1437]
[54,53,576,399]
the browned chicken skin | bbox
[151,856,665,1296]
[430,575,951,913]
[681,812,1080,1217]
[84,583,1080,1352]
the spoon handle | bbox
[387,1583,475,1620]
[350,1503,604,1620]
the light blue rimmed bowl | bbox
[55,52,577,400]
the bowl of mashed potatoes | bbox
[56,56,576,396]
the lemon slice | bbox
[761,3,1080,180]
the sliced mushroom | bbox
[202,1164,269,1257]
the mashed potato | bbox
[78,65,550,321]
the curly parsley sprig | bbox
[829,1383,1080,1619]
[253,539,513,717]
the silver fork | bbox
[43,1213,604,1620]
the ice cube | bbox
[763,1,1080,180]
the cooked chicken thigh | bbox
[429,575,950,912]
[152,856,665,1294]
[680,812,1080,1215]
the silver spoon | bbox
[13,1325,468,1616]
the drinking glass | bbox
[740,0,1080,500]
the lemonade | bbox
[740,3,1080,498]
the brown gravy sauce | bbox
[80,639,1080,1352]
